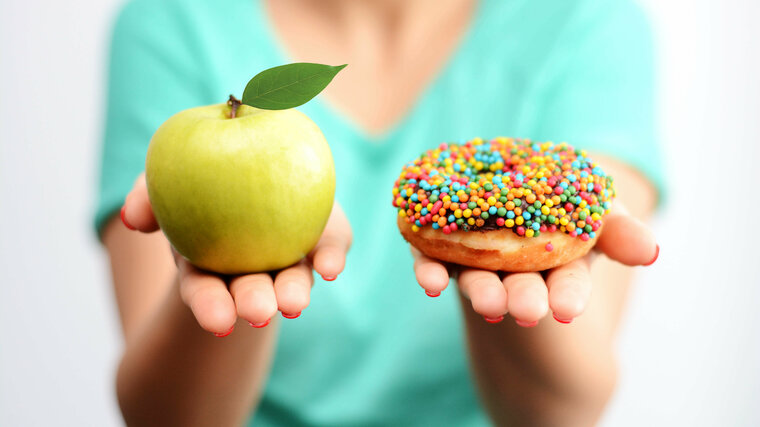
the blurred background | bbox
[1,0,758,425]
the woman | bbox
[97,0,661,425]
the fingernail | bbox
[425,290,441,298]
[553,313,572,324]
[643,244,660,266]
[249,319,270,328]
[120,206,136,230]
[322,275,336,281]
[282,311,301,319]
[484,315,504,323]
[516,320,538,328]
[214,325,234,337]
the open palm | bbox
[121,173,352,336]
[411,204,658,326]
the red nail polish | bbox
[516,320,538,328]
[249,319,270,328]
[214,325,234,337]
[643,244,660,266]
[120,206,136,230]
[484,315,504,323]
[425,290,441,297]
[322,275,336,281]
[553,313,572,324]
[282,312,301,319]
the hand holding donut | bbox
[120,173,352,336]
[394,137,658,325]
[411,203,658,326]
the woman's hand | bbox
[411,204,658,325]
[120,173,352,336]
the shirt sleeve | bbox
[93,0,213,238]
[529,0,665,203]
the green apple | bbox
[145,103,335,274]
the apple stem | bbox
[227,95,242,119]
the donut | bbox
[391,137,615,272]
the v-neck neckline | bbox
[251,0,488,143]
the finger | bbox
[459,269,508,321]
[122,173,160,232]
[177,259,237,335]
[595,204,658,266]
[411,247,449,297]
[503,272,549,326]
[229,273,277,327]
[273,260,314,318]
[545,255,593,323]
[310,204,352,281]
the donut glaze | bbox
[392,137,615,272]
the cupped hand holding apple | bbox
[122,173,352,335]
[121,63,351,335]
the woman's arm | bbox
[103,175,351,426]
[412,155,658,426]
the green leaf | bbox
[241,63,347,110]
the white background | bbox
[1,0,758,425]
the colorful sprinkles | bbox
[391,137,615,247]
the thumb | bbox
[121,173,160,233]
[595,203,659,266]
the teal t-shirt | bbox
[95,0,662,425]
